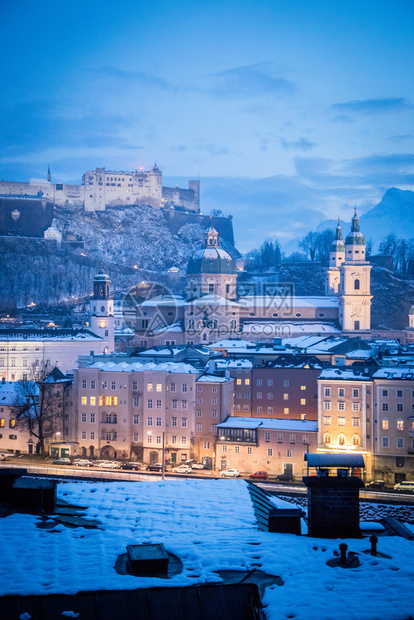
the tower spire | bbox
[47,165,51,183]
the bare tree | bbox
[13,363,71,456]
[299,231,319,262]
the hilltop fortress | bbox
[0,164,200,213]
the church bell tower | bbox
[339,209,372,332]
[89,270,115,352]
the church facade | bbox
[133,210,373,348]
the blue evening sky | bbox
[1,0,414,251]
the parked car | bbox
[173,464,192,474]
[98,461,119,469]
[146,463,163,472]
[365,480,386,490]
[74,459,94,467]
[276,472,294,482]
[394,481,414,493]
[220,469,240,478]
[52,458,72,465]
[250,471,268,480]
[120,462,141,471]
[190,462,205,470]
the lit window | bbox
[237,379,242,385]
[324,433,331,444]
[301,385,306,391]
[284,408,289,415]
[338,417,345,426]
[156,384,162,392]
[397,420,404,431]
[81,396,87,405]
[300,399,306,405]
[147,383,153,392]
[352,435,360,446]
[245,379,250,386]
[338,434,346,446]
[283,394,288,400]
[382,419,389,430]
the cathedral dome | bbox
[345,209,365,246]
[186,227,236,275]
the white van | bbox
[394,481,414,493]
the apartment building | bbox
[75,358,233,466]
[216,417,317,476]
[371,366,414,481]
[317,368,372,475]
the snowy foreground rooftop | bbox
[1,480,413,619]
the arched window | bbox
[352,435,360,446]
[202,333,207,341]
[338,434,346,446]
[324,433,331,444]
[354,279,360,290]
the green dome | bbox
[186,247,236,275]
[345,209,365,246]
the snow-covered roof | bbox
[346,349,372,359]
[140,295,186,307]
[196,374,232,383]
[208,339,252,349]
[185,294,240,307]
[318,369,371,381]
[0,329,104,342]
[217,417,318,432]
[238,296,340,309]
[215,359,253,369]
[372,367,414,380]
[0,479,413,619]
[241,322,340,335]
[0,381,33,406]
[87,361,199,374]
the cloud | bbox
[281,138,316,151]
[206,62,296,100]
[331,97,410,115]
[332,114,353,123]
[84,67,178,92]
[387,134,414,143]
